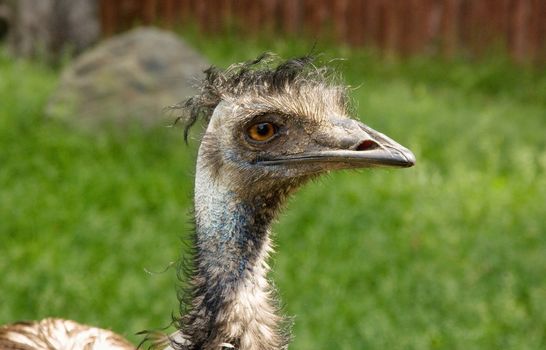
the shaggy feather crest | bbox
[173,53,349,141]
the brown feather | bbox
[0,318,135,350]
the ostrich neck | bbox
[184,162,287,350]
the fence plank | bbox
[98,0,545,63]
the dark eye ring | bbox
[247,122,278,142]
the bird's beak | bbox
[311,120,416,168]
[258,118,415,169]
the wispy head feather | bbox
[171,53,347,142]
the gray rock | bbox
[47,27,209,130]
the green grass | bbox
[1,35,546,350]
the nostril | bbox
[356,139,380,151]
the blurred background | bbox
[1,1,545,349]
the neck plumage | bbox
[176,162,288,350]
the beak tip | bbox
[402,149,416,167]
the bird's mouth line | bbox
[255,149,415,168]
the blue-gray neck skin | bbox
[175,158,289,350]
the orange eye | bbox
[247,122,277,142]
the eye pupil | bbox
[256,123,271,136]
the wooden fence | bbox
[99,0,546,62]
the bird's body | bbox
[1,54,415,350]
[0,318,134,350]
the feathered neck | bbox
[175,160,290,350]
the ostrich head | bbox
[173,54,415,350]
[181,54,414,199]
